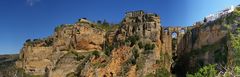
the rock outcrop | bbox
[16,21,106,77]
[12,7,240,77]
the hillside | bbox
[0,54,18,77]
[1,6,240,77]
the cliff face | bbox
[12,8,240,77]
[15,21,106,77]
[171,23,229,76]
[172,10,240,76]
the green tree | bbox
[102,19,109,26]
[187,64,217,77]
[25,39,31,43]
[230,28,240,66]
[97,20,102,24]
[221,7,240,77]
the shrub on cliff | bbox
[132,48,139,59]
[144,43,155,51]
[125,35,140,47]
[76,55,85,61]
[155,67,171,77]
[95,20,119,32]
[142,43,155,54]
[54,24,73,32]
[104,44,114,56]
[92,50,100,58]
[44,38,54,46]
[70,51,85,61]
[25,39,31,43]
[138,42,143,49]
[230,28,240,66]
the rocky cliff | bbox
[4,7,240,77]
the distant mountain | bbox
[0,54,18,77]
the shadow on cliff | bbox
[171,25,229,77]
[170,27,201,77]
[169,10,239,76]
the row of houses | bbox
[204,5,235,22]
[193,5,237,26]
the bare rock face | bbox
[80,46,132,77]
[193,24,227,49]
[54,23,105,51]
[17,46,53,75]
[117,10,161,41]
[50,53,81,77]
[73,25,105,51]
[16,20,106,76]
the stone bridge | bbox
[161,26,194,56]
[123,10,196,56]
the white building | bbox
[205,5,235,22]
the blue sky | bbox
[0,0,240,54]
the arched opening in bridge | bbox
[171,31,187,77]
[179,29,185,34]
[171,32,177,51]
[171,32,178,75]
[171,32,178,61]
[164,29,168,33]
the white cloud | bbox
[26,0,40,6]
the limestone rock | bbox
[16,20,106,76]
[14,10,239,77]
